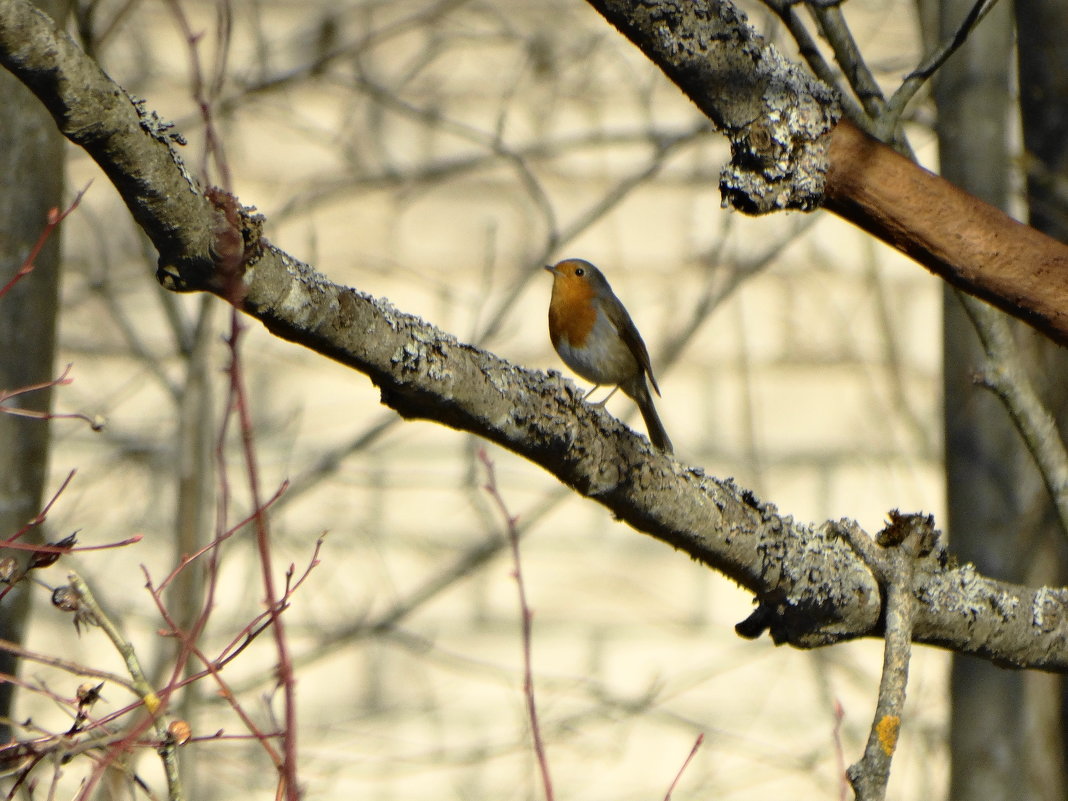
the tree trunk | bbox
[0,0,67,743]
[1015,0,1068,795]
[936,0,1066,798]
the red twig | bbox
[663,733,703,801]
[0,535,141,555]
[161,0,232,188]
[0,471,98,603]
[0,406,103,429]
[153,2,297,795]
[142,565,285,768]
[833,698,848,801]
[478,449,554,801]
[226,311,299,800]
[0,186,89,300]
[205,536,323,668]
[137,533,322,770]
[153,479,289,594]
[0,364,103,431]
[3,469,77,545]
[0,362,73,401]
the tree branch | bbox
[823,119,1068,347]
[837,514,928,801]
[0,0,219,287]
[582,0,1068,346]
[4,0,1068,672]
[583,0,839,214]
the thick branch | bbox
[583,0,1068,346]
[0,0,219,285]
[584,0,840,214]
[4,0,1068,671]
[177,243,1068,673]
[824,119,1068,348]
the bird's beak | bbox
[544,264,557,275]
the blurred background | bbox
[6,0,955,798]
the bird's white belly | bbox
[555,312,636,386]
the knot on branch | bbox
[735,511,945,650]
[734,586,870,648]
[156,188,265,300]
[874,510,940,556]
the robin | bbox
[545,258,673,453]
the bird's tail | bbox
[625,378,673,454]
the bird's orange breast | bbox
[548,276,599,350]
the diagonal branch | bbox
[582,0,1068,346]
[4,0,1068,672]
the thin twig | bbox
[141,566,285,769]
[67,572,183,801]
[225,313,300,801]
[162,0,232,187]
[0,364,104,431]
[764,0,849,101]
[159,0,300,794]
[882,0,1001,134]
[805,3,885,118]
[3,469,77,546]
[0,185,89,299]
[479,449,554,801]
[961,297,1068,540]
[836,513,933,801]
[153,479,288,594]
[662,733,703,801]
[0,641,136,693]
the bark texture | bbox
[585,0,839,213]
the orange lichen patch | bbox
[876,714,900,756]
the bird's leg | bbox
[584,385,619,407]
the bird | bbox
[545,258,673,453]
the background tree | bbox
[931,1,1031,798]
[925,0,1068,796]
[1015,1,1068,789]
[0,0,67,746]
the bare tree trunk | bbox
[936,0,1066,798]
[936,0,1017,797]
[1016,0,1068,243]
[1015,1,1068,795]
[0,0,67,744]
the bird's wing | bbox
[602,297,661,396]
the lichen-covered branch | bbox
[4,0,1068,672]
[583,0,840,214]
[0,0,220,285]
[584,0,1068,347]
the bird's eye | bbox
[574,267,584,277]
